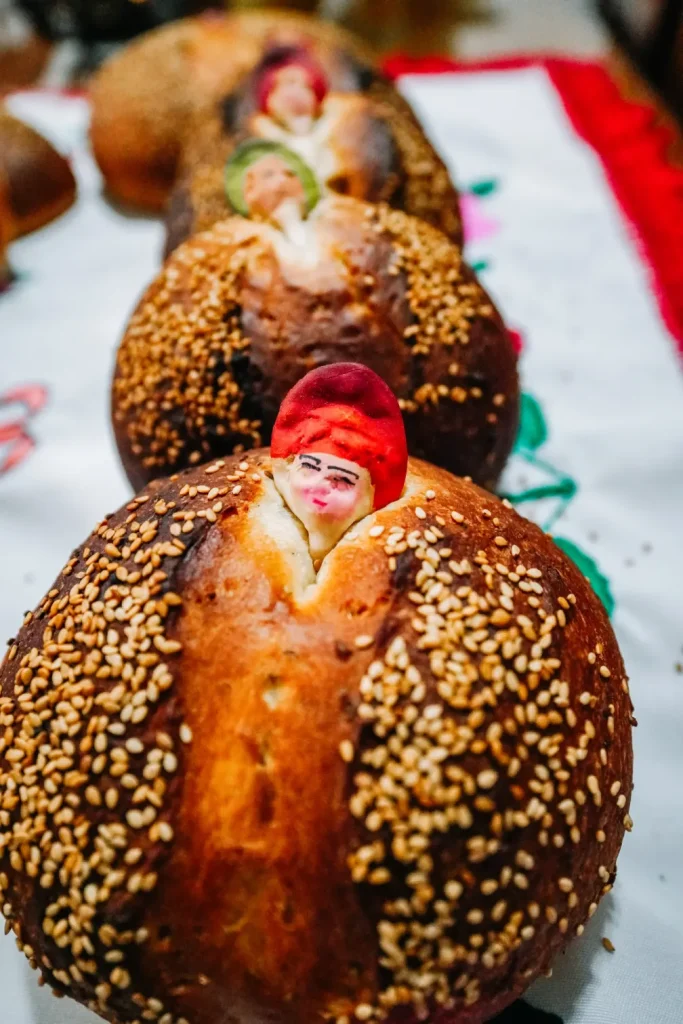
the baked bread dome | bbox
[89,10,377,211]
[113,198,518,491]
[0,110,76,237]
[164,50,461,255]
[0,451,634,1024]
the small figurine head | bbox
[271,363,408,560]
[256,48,328,134]
[225,140,320,222]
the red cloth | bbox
[271,363,408,510]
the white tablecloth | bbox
[1,69,682,1023]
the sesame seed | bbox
[444,880,463,901]
[477,770,498,790]
[339,741,355,763]
[126,810,145,830]
[157,822,174,843]
[354,635,374,650]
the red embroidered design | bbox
[0,385,48,476]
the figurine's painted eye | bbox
[328,475,356,489]
[224,140,320,218]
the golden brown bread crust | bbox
[0,452,633,1023]
[89,11,377,211]
[0,111,76,238]
[164,64,461,255]
[113,199,518,492]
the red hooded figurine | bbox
[272,363,408,560]
[256,50,328,135]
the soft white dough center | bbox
[248,470,424,604]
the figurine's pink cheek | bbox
[324,488,359,519]
[298,482,331,509]
[269,84,316,119]
[300,484,358,520]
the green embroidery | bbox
[461,175,614,617]
[503,453,577,533]
[469,178,498,196]
[552,537,615,618]
[504,395,576,531]
[514,393,547,452]
[504,393,614,615]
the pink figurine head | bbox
[256,50,328,134]
[271,363,408,560]
[242,152,307,220]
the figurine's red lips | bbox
[312,497,327,508]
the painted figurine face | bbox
[242,153,306,220]
[264,64,321,133]
[290,452,372,522]
[271,364,409,563]
[273,452,373,562]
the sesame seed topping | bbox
[339,741,355,764]
[340,504,632,1021]
[113,186,512,485]
[0,460,256,1016]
